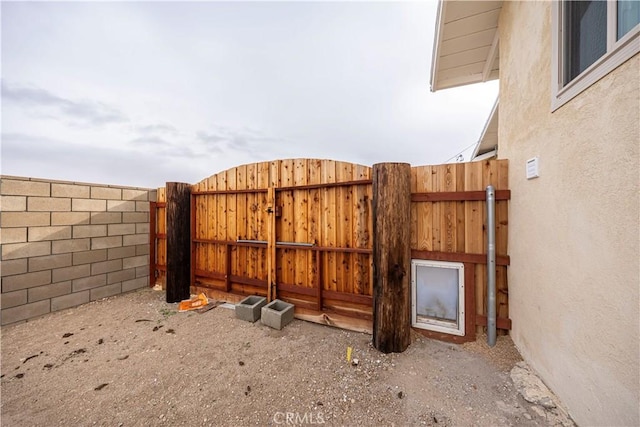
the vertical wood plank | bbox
[236,165,247,279]
[353,164,372,295]
[216,172,227,283]
[464,262,476,342]
[149,201,157,287]
[322,160,337,293]
[267,186,277,301]
[294,159,309,287]
[257,162,271,282]
[280,159,294,287]
[206,175,216,277]
[431,165,443,252]
[456,164,466,253]
[442,163,456,253]
[308,160,322,291]
[227,168,238,281]
[157,187,166,286]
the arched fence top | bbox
[192,158,372,191]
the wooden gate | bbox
[190,159,373,332]
[152,158,511,340]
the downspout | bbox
[486,185,497,347]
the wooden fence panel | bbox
[411,159,510,341]
[153,187,167,288]
[186,159,374,332]
[157,158,509,339]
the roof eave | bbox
[429,0,447,92]
[430,0,502,92]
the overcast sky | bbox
[1,1,498,189]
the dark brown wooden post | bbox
[372,163,412,353]
[166,182,191,303]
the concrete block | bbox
[90,283,122,300]
[1,300,50,325]
[122,189,149,201]
[136,201,150,212]
[28,226,72,242]
[236,296,267,322]
[51,183,89,198]
[28,197,71,212]
[73,249,107,265]
[52,238,90,254]
[0,227,27,244]
[72,199,106,212]
[28,281,72,302]
[107,246,136,260]
[122,276,147,292]
[107,268,136,284]
[123,234,147,246]
[1,195,27,211]
[91,186,122,200]
[136,223,150,234]
[1,212,50,227]
[122,212,148,223]
[2,270,52,292]
[1,290,27,309]
[261,299,295,330]
[1,259,28,277]
[148,190,157,202]
[123,255,147,269]
[135,266,148,278]
[91,259,122,275]
[72,224,107,238]
[90,212,122,224]
[91,236,122,250]
[1,179,50,197]
[107,200,135,212]
[108,223,136,236]
[2,241,51,260]
[51,291,89,312]
[51,212,91,225]
[29,253,72,272]
[72,274,107,292]
[136,244,149,256]
[52,264,90,283]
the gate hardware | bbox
[236,239,314,247]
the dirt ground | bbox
[1,289,570,426]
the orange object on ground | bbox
[178,293,209,312]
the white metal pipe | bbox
[486,185,497,347]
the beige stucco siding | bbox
[498,2,639,426]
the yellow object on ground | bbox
[178,293,209,312]
[346,346,352,363]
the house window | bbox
[618,0,640,40]
[552,0,639,110]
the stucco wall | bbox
[498,2,639,426]
[0,176,156,325]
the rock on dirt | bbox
[510,361,575,426]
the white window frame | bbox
[552,0,640,111]
[411,259,465,336]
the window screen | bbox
[564,0,607,85]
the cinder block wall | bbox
[0,176,157,325]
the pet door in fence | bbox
[411,260,465,336]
